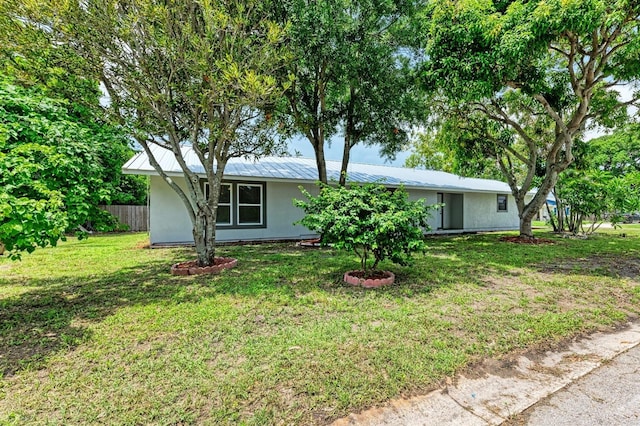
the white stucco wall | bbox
[462,192,520,231]
[149,176,318,244]
[406,189,440,231]
[149,176,521,244]
[149,176,193,244]
[405,190,519,232]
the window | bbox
[497,194,508,212]
[201,180,265,228]
[237,184,263,225]
[217,184,232,225]
[203,182,233,225]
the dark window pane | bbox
[239,185,261,204]
[497,195,508,211]
[217,206,231,224]
[239,206,261,224]
[219,184,231,203]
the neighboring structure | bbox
[123,146,528,245]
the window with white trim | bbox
[497,194,508,212]
[237,184,263,225]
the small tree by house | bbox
[295,183,435,277]
[53,0,292,267]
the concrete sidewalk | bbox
[332,321,640,426]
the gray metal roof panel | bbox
[122,145,514,193]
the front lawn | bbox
[1,230,639,424]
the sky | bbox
[286,136,412,167]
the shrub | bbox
[295,182,435,274]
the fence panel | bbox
[100,205,148,231]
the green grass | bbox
[1,229,639,425]
[532,220,549,227]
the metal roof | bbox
[123,145,514,193]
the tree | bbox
[47,0,291,266]
[280,0,425,184]
[405,130,506,180]
[550,126,640,233]
[295,183,434,274]
[0,80,134,258]
[0,1,148,208]
[331,0,426,186]
[553,169,640,234]
[422,0,640,237]
[0,0,102,119]
[586,123,640,176]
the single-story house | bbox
[123,146,529,245]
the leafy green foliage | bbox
[555,170,640,233]
[295,183,434,273]
[0,0,102,120]
[0,80,138,258]
[420,0,640,237]
[585,124,640,176]
[280,0,427,184]
[0,4,147,209]
[55,0,291,266]
[405,130,506,180]
[553,125,640,234]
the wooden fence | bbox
[100,205,148,231]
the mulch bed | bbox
[499,236,555,244]
[171,257,237,276]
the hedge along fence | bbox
[99,205,148,232]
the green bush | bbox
[295,182,435,274]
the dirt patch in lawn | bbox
[538,255,640,280]
[460,319,638,383]
[499,236,555,244]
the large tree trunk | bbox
[190,169,223,267]
[193,207,217,266]
[513,171,560,238]
[519,210,536,238]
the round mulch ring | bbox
[170,257,238,276]
[499,236,555,244]
[343,270,395,288]
[298,238,322,248]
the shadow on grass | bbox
[2,232,637,378]
[423,231,640,278]
[0,259,193,377]
[0,240,460,378]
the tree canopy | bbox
[0,80,137,258]
[52,0,291,266]
[584,123,640,176]
[420,0,640,237]
[551,125,640,233]
[281,0,426,184]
